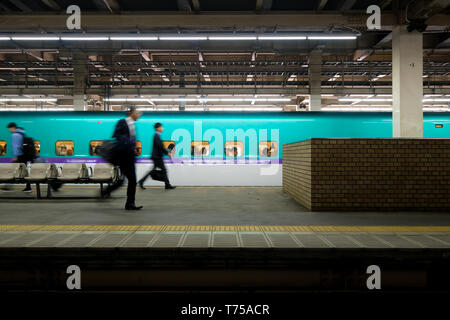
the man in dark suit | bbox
[102,106,143,210]
[138,122,175,190]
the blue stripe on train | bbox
[0,157,282,164]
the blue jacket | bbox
[11,128,25,157]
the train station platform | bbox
[1,186,450,226]
[0,186,449,293]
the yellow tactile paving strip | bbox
[0,225,449,232]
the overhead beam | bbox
[379,0,393,9]
[93,0,120,13]
[436,37,450,48]
[8,0,32,12]
[177,0,191,12]
[353,49,373,61]
[41,0,61,10]
[317,0,328,10]
[25,50,44,61]
[406,0,449,21]
[192,0,200,11]
[374,32,393,48]
[339,0,357,10]
[0,3,13,12]
[0,87,449,96]
[2,13,445,31]
[140,51,152,62]
[256,0,273,10]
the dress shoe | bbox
[125,204,143,210]
[22,187,32,193]
[165,185,176,190]
[138,180,146,190]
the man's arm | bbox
[157,135,169,156]
[11,133,22,158]
[113,120,135,153]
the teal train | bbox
[1,111,449,186]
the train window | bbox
[135,141,142,156]
[89,140,104,156]
[191,141,210,157]
[0,141,6,156]
[163,141,176,152]
[55,141,74,156]
[225,141,243,157]
[34,141,40,155]
[259,141,278,157]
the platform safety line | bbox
[0,225,450,232]
[357,226,450,233]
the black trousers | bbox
[106,159,137,206]
[16,155,32,189]
[141,158,170,187]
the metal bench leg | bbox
[46,183,52,198]
[100,183,103,198]
[36,183,41,199]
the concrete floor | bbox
[0,185,450,226]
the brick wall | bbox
[283,138,450,210]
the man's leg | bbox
[155,159,171,188]
[137,162,153,189]
[123,162,137,206]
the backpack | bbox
[99,140,119,165]
[18,132,36,161]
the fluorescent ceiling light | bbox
[308,36,357,40]
[110,36,158,41]
[137,107,178,111]
[322,107,391,112]
[0,108,73,111]
[104,97,290,102]
[208,36,257,40]
[207,107,283,111]
[258,36,306,40]
[339,98,393,102]
[12,36,60,41]
[0,33,359,42]
[159,36,207,40]
[61,36,109,41]
[423,98,450,102]
[0,97,57,102]
[424,108,450,112]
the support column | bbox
[392,26,423,137]
[72,52,88,111]
[308,50,322,111]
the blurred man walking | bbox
[102,106,143,210]
[7,122,36,192]
[138,122,175,190]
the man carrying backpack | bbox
[7,122,36,192]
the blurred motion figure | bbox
[7,122,36,192]
[102,106,143,210]
[138,122,175,190]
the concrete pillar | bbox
[72,52,88,111]
[392,26,423,137]
[308,50,322,111]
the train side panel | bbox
[1,112,449,186]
